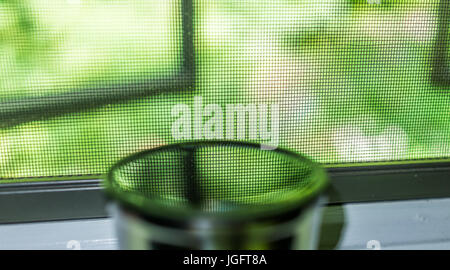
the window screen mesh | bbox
[0,0,449,179]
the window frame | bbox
[0,0,195,129]
[0,161,449,224]
[432,0,450,86]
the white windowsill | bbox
[1,198,449,250]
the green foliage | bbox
[0,0,448,179]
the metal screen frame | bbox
[0,161,449,224]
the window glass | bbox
[0,0,449,179]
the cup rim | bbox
[104,140,329,227]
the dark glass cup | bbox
[105,141,328,250]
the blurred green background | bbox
[0,0,449,179]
